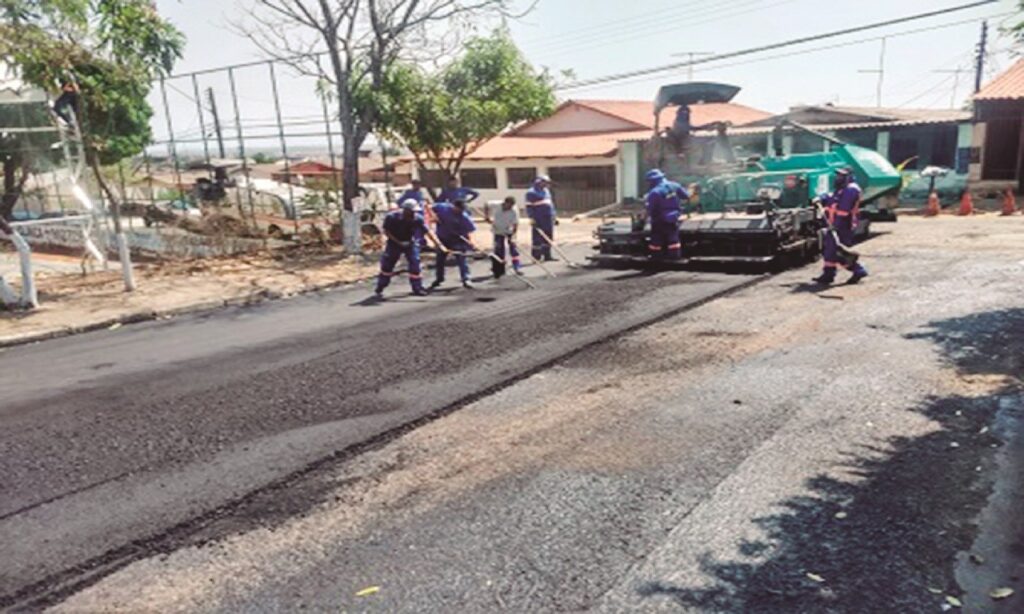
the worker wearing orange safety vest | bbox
[814,167,868,285]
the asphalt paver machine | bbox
[592,83,901,267]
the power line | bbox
[518,0,722,49]
[557,0,999,91]
[535,0,796,59]
[561,12,1006,95]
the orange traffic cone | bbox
[957,190,974,216]
[925,191,940,216]
[1002,188,1018,216]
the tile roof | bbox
[974,58,1024,101]
[467,129,652,160]
[466,98,772,161]
[571,99,773,129]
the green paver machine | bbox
[592,83,902,266]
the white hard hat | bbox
[536,175,551,183]
[400,199,418,211]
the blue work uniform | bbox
[377,210,428,294]
[645,179,689,260]
[437,186,480,205]
[819,182,868,280]
[432,202,477,284]
[398,187,429,206]
[525,185,556,260]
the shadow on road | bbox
[636,308,1023,613]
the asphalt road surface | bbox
[1,243,762,609]
[3,218,1023,612]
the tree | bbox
[238,0,520,214]
[374,31,556,183]
[1,0,183,290]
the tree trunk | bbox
[89,155,135,291]
[1,156,29,224]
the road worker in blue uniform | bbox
[375,200,444,298]
[431,198,478,289]
[644,169,689,260]
[437,176,480,206]
[397,178,432,208]
[814,167,869,285]
[525,175,556,261]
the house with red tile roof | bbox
[417,98,770,213]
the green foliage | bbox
[251,152,277,164]
[1,0,182,214]
[373,31,556,176]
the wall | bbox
[417,156,619,212]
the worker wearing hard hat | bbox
[814,167,868,285]
[644,169,689,260]
[431,198,478,289]
[525,175,556,261]
[375,200,444,298]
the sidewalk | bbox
[0,219,600,347]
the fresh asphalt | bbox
[0,244,762,607]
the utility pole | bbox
[974,20,988,93]
[934,67,970,109]
[857,37,887,107]
[669,51,714,81]
[206,87,226,159]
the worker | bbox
[437,176,480,206]
[52,80,80,126]
[431,198,477,289]
[525,175,556,261]
[814,167,869,285]
[488,196,522,277]
[644,169,688,260]
[375,199,444,298]
[398,178,432,207]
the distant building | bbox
[971,58,1024,194]
[416,98,771,213]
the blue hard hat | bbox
[646,169,666,182]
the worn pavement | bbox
[2,216,1023,612]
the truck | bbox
[592,83,902,267]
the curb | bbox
[0,275,373,350]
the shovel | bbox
[459,235,536,289]
[532,223,580,268]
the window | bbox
[547,166,616,189]
[890,136,920,170]
[460,168,498,189]
[507,167,536,189]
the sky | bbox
[150,0,1020,154]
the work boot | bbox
[812,272,835,285]
[373,289,384,300]
[412,288,429,297]
[430,279,443,290]
[846,270,868,285]
[462,280,475,290]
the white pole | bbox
[115,232,136,291]
[7,229,39,308]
